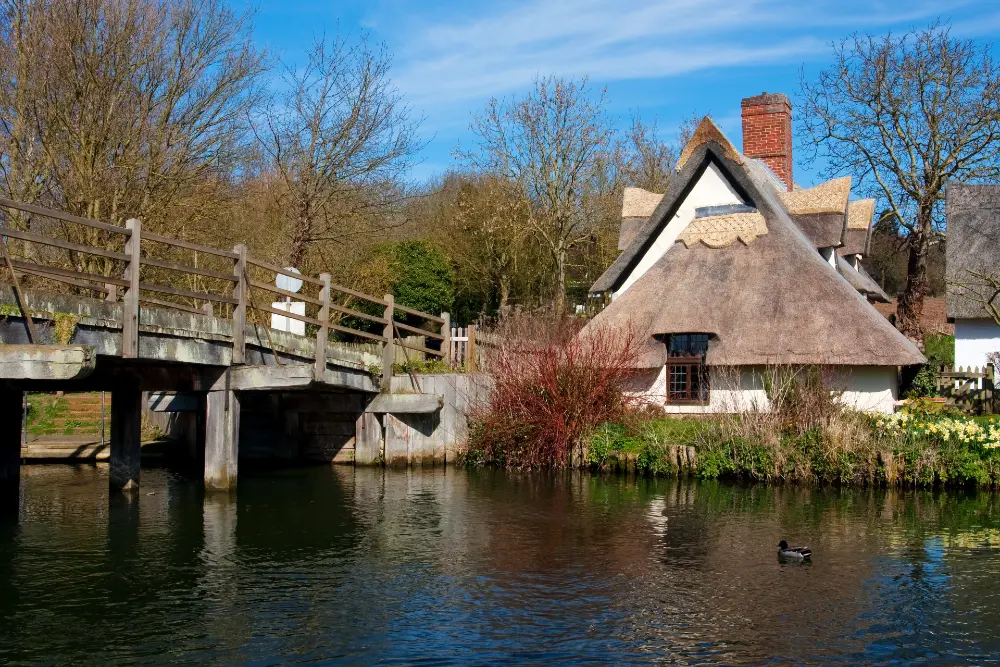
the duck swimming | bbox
[777,540,811,560]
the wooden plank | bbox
[329,301,387,325]
[232,245,247,364]
[393,302,445,324]
[396,338,445,358]
[393,319,446,341]
[382,295,394,391]
[0,234,38,341]
[248,278,323,305]
[329,322,387,343]
[0,227,129,262]
[254,303,323,327]
[245,256,324,286]
[144,232,239,260]
[138,280,239,305]
[328,280,388,307]
[8,260,129,288]
[122,218,141,358]
[0,197,131,235]
[315,273,330,381]
[14,264,112,294]
[140,297,205,315]
[141,255,238,283]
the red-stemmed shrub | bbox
[468,314,646,468]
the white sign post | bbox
[271,267,306,336]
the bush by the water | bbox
[465,315,646,468]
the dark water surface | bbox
[3,465,1000,665]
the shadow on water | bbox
[4,464,1000,664]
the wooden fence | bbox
[448,326,478,371]
[0,198,452,387]
[936,364,996,414]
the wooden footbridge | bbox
[0,199,455,507]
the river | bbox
[3,464,1000,665]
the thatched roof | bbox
[620,187,664,250]
[675,117,743,171]
[587,134,924,368]
[839,199,875,256]
[946,183,1000,320]
[837,256,889,303]
[775,177,851,249]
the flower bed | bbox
[872,413,1000,450]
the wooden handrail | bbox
[253,303,323,327]
[391,302,445,324]
[138,280,240,305]
[8,259,129,288]
[141,255,239,283]
[329,280,388,307]
[248,278,323,306]
[1,227,129,262]
[395,337,445,358]
[393,319,445,341]
[246,257,324,286]
[0,197,131,235]
[144,232,240,260]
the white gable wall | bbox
[955,319,1000,369]
[614,162,743,298]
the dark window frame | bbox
[665,334,710,405]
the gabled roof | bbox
[778,177,851,249]
[946,183,1000,320]
[837,256,890,303]
[585,128,924,368]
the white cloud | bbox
[386,0,984,114]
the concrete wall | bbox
[955,318,1000,369]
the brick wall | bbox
[741,92,793,191]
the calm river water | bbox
[3,465,1000,665]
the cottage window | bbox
[666,334,710,404]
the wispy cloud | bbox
[384,0,982,115]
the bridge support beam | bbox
[110,383,142,493]
[205,389,239,491]
[0,389,22,516]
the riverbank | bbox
[581,408,1000,488]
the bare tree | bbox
[0,0,265,246]
[460,76,615,314]
[623,116,677,192]
[255,34,422,270]
[799,22,1000,337]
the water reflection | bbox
[2,466,1000,664]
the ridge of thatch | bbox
[677,211,767,248]
[847,198,875,230]
[584,147,925,368]
[946,183,1000,319]
[675,117,743,172]
[778,176,851,215]
[622,187,664,218]
[837,256,890,303]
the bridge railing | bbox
[0,199,450,382]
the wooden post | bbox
[122,218,141,357]
[201,302,213,316]
[381,294,394,392]
[467,324,477,373]
[315,273,331,381]
[0,234,38,343]
[109,381,142,493]
[232,244,247,365]
[105,283,118,302]
[441,312,451,366]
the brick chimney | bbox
[741,92,793,191]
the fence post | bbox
[441,312,451,366]
[467,324,477,373]
[381,294,394,392]
[232,244,247,364]
[315,273,331,381]
[122,218,141,358]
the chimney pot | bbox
[741,92,793,191]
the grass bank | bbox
[584,407,1000,488]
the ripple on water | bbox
[4,467,1000,665]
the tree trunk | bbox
[287,200,311,268]
[897,205,933,339]
[498,275,511,317]
[554,250,567,315]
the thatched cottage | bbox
[585,93,924,414]
[947,183,1000,369]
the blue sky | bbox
[252,0,1000,188]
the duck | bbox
[777,540,811,560]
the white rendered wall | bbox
[632,365,900,415]
[614,163,743,298]
[955,319,1000,369]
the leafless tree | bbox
[254,34,422,270]
[460,75,616,314]
[0,0,266,277]
[799,22,1000,337]
[623,116,677,192]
